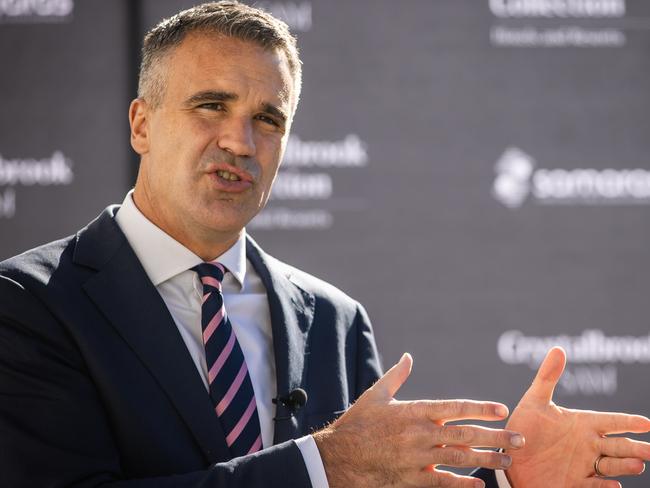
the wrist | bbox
[313,427,365,488]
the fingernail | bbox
[495,405,509,417]
[501,455,512,468]
[474,481,485,488]
[510,434,525,448]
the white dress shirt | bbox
[115,191,328,488]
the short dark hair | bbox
[138,1,302,108]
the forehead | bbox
[162,32,294,109]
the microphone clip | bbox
[273,387,308,421]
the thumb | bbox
[523,346,566,405]
[370,352,413,399]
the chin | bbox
[202,215,250,235]
[198,200,261,232]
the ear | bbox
[129,98,150,155]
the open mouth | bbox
[209,167,253,193]
[216,169,241,182]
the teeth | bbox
[216,170,241,181]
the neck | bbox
[132,187,242,262]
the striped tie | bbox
[193,262,262,457]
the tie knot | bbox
[193,262,227,291]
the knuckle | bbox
[626,438,639,453]
[404,400,419,417]
[629,439,645,457]
[436,424,449,443]
[440,448,465,466]
[428,471,446,488]
[460,427,474,444]
[488,451,505,468]
[499,430,513,447]
[627,440,641,457]
[457,400,470,417]
[442,400,462,419]
[426,472,440,487]
[601,437,620,458]
[438,424,461,444]
[594,435,606,452]
[449,400,463,417]
[451,449,466,465]
[483,402,494,417]
[474,451,498,469]
[411,399,430,418]
[599,457,614,474]
[439,400,458,417]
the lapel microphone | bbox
[272,388,308,421]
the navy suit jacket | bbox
[0,206,498,488]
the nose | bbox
[217,116,256,158]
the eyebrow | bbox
[183,90,237,107]
[261,102,288,124]
[184,90,288,124]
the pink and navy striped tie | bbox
[193,262,262,457]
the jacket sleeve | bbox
[352,303,383,398]
[0,275,312,488]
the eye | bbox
[256,114,280,127]
[198,102,225,111]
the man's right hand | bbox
[312,353,524,488]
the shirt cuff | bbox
[495,469,513,488]
[295,435,329,488]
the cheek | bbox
[257,137,284,174]
[152,136,207,184]
[146,156,195,206]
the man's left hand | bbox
[506,347,650,488]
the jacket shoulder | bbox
[0,205,121,290]
[265,253,363,313]
[0,235,76,288]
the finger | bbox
[424,446,513,470]
[594,456,646,477]
[369,352,412,399]
[421,399,509,422]
[579,479,621,488]
[433,424,525,450]
[600,437,650,460]
[412,466,485,488]
[591,412,650,435]
[522,346,566,405]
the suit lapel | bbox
[74,209,230,463]
[246,238,314,443]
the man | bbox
[0,2,649,487]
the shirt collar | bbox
[114,190,247,289]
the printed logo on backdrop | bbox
[489,0,627,48]
[0,151,74,219]
[0,0,74,23]
[250,134,368,230]
[492,146,650,207]
[255,2,312,32]
[498,329,650,395]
